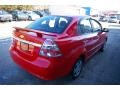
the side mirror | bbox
[102,28,109,32]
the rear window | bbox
[26,16,72,34]
[110,16,116,19]
[17,11,24,15]
[0,11,2,15]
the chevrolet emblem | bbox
[19,35,24,39]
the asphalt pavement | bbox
[0,22,120,84]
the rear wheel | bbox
[9,20,12,22]
[15,17,18,21]
[71,58,83,79]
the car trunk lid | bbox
[13,27,58,61]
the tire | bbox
[71,58,83,79]
[119,21,120,24]
[28,16,32,21]
[100,41,107,52]
[9,20,12,22]
[15,17,18,21]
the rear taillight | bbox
[40,39,62,57]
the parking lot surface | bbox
[0,21,120,84]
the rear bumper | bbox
[9,46,70,80]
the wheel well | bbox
[68,53,86,76]
[106,37,108,41]
[79,54,85,63]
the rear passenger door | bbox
[77,18,99,59]
[90,18,103,51]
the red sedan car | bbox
[9,15,108,80]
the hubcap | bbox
[73,60,82,77]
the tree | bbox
[0,5,33,11]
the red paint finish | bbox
[9,15,108,80]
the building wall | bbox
[49,5,86,16]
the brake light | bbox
[40,39,62,57]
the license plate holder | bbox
[20,42,29,51]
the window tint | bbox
[12,11,16,14]
[90,19,101,32]
[17,11,24,14]
[0,11,8,15]
[26,16,72,34]
[2,11,8,14]
[0,11,2,15]
[78,19,92,34]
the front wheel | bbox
[9,19,12,22]
[15,17,18,21]
[28,16,32,21]
[71,58,83,79]
[100,41,107,52]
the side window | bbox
[78,19,92,35]
[90,19,102,32]
[12,11,15,15]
